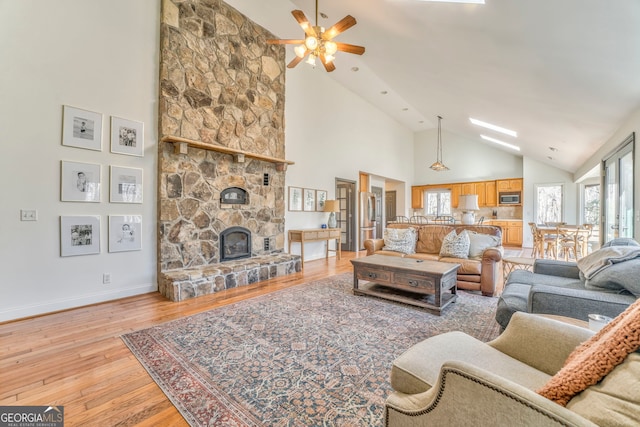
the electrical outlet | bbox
[20,209,37,221]
[103,273,111,284]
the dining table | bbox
[536,224,592,259]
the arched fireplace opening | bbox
[220,227,251,262]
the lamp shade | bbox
[458,194,479,211]
[323,200,340,212]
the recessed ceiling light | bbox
[470,118,518,137]
[351,67,359,72]
[548,146,558,152]
[480,135,521,151]
[417,0,485,4]
[419,120,424,123]
[320,12,328,19]
[380,91,388,95]
[402,108,409,111]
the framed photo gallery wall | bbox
[288,187,328,212]
[59,105,145,256]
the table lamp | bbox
[458,194,479,225]
[323,200,340,228]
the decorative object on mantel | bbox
[458,194,480,224]
[324,200,340,228]
[266,0,365,72]
[161,135,294,172]
[429,115,450,171]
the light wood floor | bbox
[0,251,368,426]
[0,247,527,426]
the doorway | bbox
[603,133,634,243]
[385,190,397,224]
[336,179,357,252]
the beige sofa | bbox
[385,312,640,426]
[363,224,503,296]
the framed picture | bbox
[315,190,327,211]
[61,160,101,202]
[62,105,103,151]
[303,188,315,212]
[288,186,303,211]
[109,215,142,252]
[110,165,143,203]
[111,116,144,156]
[60,215,101,257]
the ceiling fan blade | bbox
[291,10,317,38]
[320,55,336,73]
[267,39,305,45]
[287,55,306,69]
[323,15,357,40]
[335,42,365,55]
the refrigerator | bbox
[359,192,376,249]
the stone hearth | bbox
[159,253,300,302]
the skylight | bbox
[481,135,521,151]
[470,118,517,137]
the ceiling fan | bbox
[266,0,365,72]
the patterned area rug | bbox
[122,273,501,426]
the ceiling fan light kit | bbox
[266,0,365,72]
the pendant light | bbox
[430,115,449,171]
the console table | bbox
[288,228,341,268]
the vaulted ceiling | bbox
[226,0,640,173]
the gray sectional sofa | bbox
[496,238,640,329]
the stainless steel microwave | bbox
[499,193,521,204]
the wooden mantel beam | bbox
[161,135,294,170]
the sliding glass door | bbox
[603,134,634,242]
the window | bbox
[583,183,600,225]
[424,190,451,216]
[535,184,563,224]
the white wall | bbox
[413,129,523,184]
[0,1,160,321]
[284,67,414,260]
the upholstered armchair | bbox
[385,311,640,427]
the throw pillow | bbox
[439,229,470,259]
[537,298,640,406]
[467,231,501,259]
[382,227,417,254]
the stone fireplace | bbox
[156,0,300,302]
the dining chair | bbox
[394,215,410,223]
[409,215,429,224]
[557,225,585,261]
[433,215,455,224]
[576,224,594,257]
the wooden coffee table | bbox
[350,254,460,315]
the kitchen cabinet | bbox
[450,184,461,208]
[497,178,523,192]
[485,181,497,206]
[491,220,523,246]
[411,186,426,209]
[475,182,486,207]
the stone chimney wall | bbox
[158,0,287,271]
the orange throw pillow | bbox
[537,298,640,406]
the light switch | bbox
[20,209,37,221]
